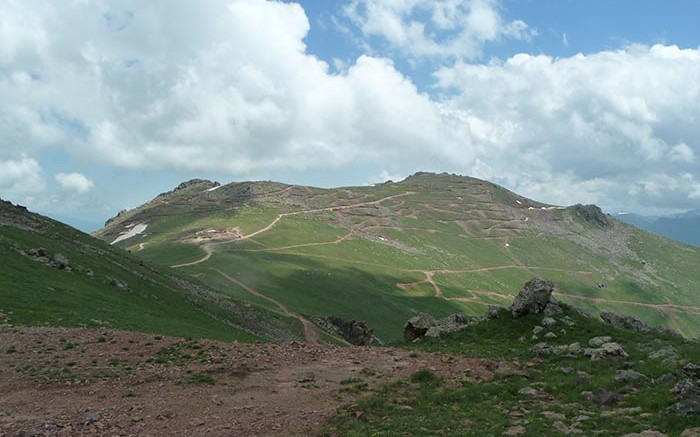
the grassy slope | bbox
[95,174,700,341]
[0,201,302,342]
[325,307,700,436]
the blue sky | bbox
[1,0,699,231]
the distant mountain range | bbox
[615,210,700,247]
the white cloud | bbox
[0,1,699,214]
[342,0,535,60]
[55,172,95,193]
[433,44,700,211]
[367,170,405,185]
[0,155,45,200]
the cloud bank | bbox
[0,0,699,214]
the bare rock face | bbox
[510,278,561,317]
[570,204,611,227]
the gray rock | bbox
[298,371,316,383]
[615,370,648,382]
[683,363,700,378]
[544,332,557,339]
[600,310,651,333]
[533,326,544,335]
[313,316,381,346]
[667,400,700,417]
[673,379,700,399]
[570,204,611,227]
[530,342,554,356]
[592,388,624,406]
[560,367,575,374]
[83,411,102,424]
[541,317,556,327]
[588,336,612,348]
[584,342,628,360]
[510,278,558,317]
[567,342,583,354]
[403,313,435,341]
[681,428,700,437]
[403,313,469,341]
[621,432,668,437]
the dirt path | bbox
[171,191,415,268]
[213,269,322,345]
[0,326,505,437]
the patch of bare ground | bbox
[0,326,509,437]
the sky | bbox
[1,0,700,231]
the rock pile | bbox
[600,310,682,338]
[312,316,381,346]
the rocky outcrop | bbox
[600,310,682,338]
[570,204,611,227]
[510,278,562,317]
[312,316,381,346]
[174,179,219,192]
[403,313,469,341]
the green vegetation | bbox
[325,308,700,436]
[0,200,301,343]
[88,174,700,341]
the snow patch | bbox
[516,200,522,205]
[206,185,221,192]
[111,223,148,245]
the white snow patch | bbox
[206,185,221,192]
[617,211,631,215]
[516,200,522,205]
[505,243,510,247]
[111,223,148,245]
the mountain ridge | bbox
[93,172,700,339]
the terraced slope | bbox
[95,173,700,341]
[0,199,303,342]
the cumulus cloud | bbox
[55,173,95,193]
[341,0,535,60]
[433,44,700,211]
[0,155,45,200]
[0,0,699,214]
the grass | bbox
[92,173,700,341]
[324,306,700,436]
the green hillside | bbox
[0,199,303,342]
[95,173,700,341]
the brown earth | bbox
[0,325,512,437]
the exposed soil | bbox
[0,325,509,437]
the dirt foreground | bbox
[0,325,508,436]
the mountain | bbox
[94,172,700,340]
[0,198,303,342]
[616,211,700,247]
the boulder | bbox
[683,363,700,378]
[510,278,561,317]
[403,313,469,341]
[403,313,435,341]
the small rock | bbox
[615,370,648,383]
[298,372,316,383]
[681,428,700,437]
[533,326,544,335]
[559,367,574,374]
[542,411,566,420]
[82,412,101,424]
[544,332,557,339]
[683,363,700,378]
[592,388,624,406]
[503,425,526,435]
[667,400,700,417]
[518,387,541,397]
[588,336,612,348]
[541,317,556,327]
